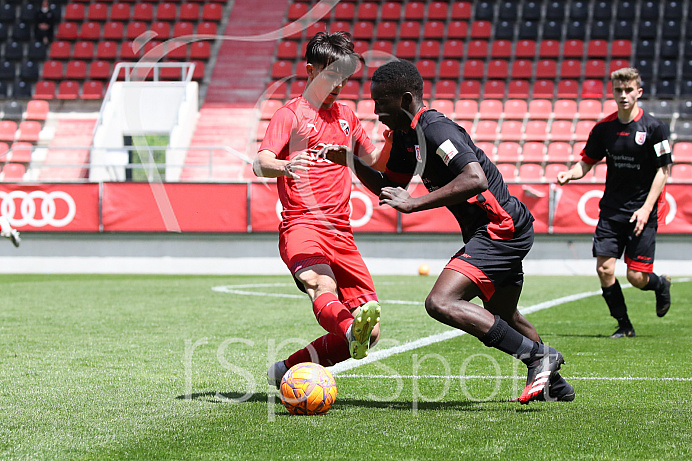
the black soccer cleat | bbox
[517,348,564,404]
[655,275,672,318]
[610,325,636,338]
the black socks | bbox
[480,315,547,364]
[602,280,632,328]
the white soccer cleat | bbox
[0,216,20,248]
[267,360,289,389]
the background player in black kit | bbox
[321,59,574,403]
[558,67,673,338]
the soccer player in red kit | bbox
[253,32,382,388]
[558,68,673,338]
[321,59,574,404]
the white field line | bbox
[336,374,692,382]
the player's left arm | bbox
[630,127,672,236]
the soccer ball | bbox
[279,362,337,415]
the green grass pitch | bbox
[1,274,690,460]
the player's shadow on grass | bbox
[335,397,540,412]
[176,391,269,403]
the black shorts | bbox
[592,218,657,272]
[445,224,534,302]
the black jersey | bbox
[581,108,672,223]
[384,109,534,243]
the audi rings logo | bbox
[0,190,77,228]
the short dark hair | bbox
[371,59,424,100]
[305,31,360,76]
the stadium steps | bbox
[38,117,97,181]
[182,0,289,180]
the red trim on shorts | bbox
[290,255,329,274]
[624,255,653,273]
[343,292,379,311]
[445,258,495,302]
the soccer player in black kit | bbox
[320,59,574,403]
[558,67,673,338]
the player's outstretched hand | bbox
[379,186,414,213]
[556,170,572,185]
[314,144,351,166]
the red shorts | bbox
[279,225,377,310]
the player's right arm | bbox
[557,160,594,185]
[253,150,314,179]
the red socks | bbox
[285,333,351,368]
[312,292,353,339]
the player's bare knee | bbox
[425,292,454,322]
[627,270,648,289]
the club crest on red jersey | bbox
[339,119,350,135]
[635,131,646,145]
[415,145,421,162]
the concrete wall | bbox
[0,233,690,276]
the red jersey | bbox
[260,96,375,233]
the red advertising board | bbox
[0,183,100,231]
[102,183,248,232]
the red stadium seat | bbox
[355,99,375,119]
[532,80,555,99]
[156,2,177,21]
[7,142,32,163]
[442,39,464,58]
[96,41,118,60]
[357,2,378,20]
[514,40,536,58]
[547,142,572,162]
[428,2,449,20]
[33,81,56,99]
[528,99,552,119]
[419,40,441,59]
[446,20,468,39]
[499,121,523,141]
[405,1,425,19]
[72,41,94,60]
[423,21,445,39]
[189,41,210,59]
[670,164,692,182]
[352,21,374,40]
[65,3,85,21]
[25,100,49,121]
[126,22,148,40]
[554,99,577,119]
[539,40,561,58]
[479,99,503,119]
[0,163,26,181]
[49,41,71,60]
[202,2,223,21]
[467,39,489,58]
[110,3,131,21]
[490,39,512,58]
[89,60,112,80]
[173,22,195,38]
[65,60,88,79]
[592,163,607,182]
[673,142,692,161]
[434,80,457,99]
[611,39,632,58]
[430,99,454,116]
[416,60,437,79]
[0,121,17,142]
[550,120,574,141]
[545,163,569,181]
[179,2,200,21]
[371,40,394,54]
[475,142,495,159]
[573,142,587,159]
[585,59,607,78]
[518,163,543,182]
[381,1,402,20]
[511,59,533,79]
[458,80,481,99]
[559,59,582,78]
[151,22,171,40]
[496,142,521,162]
[271,60,293,79]
[102,21,124,40]
[438,59,460,79]
[133,3,153,21]
[56,22,79,40]
[470,20,492,38]
[581,79,605,98]
[450,2,472,19]
[82,81,105,99]
[535,59,557,79]
[79,21,101,40]
[374,21,396,40]
[120,41,142,60]
[42,60,64,80]
[463,59,485,79]
[483,80,505,99]
[396,40,417,59]
[522,142,546,163]
[475,120,498,141]
[578,100,603,119]
[191,60,205,80]
[525,120,548,141]
[87,2,109,21]
[507,80,530,98]
[575,120,596,141]
[57,80,80,99]
[454,100,478,120]
[287,2,307,20]
[587,39,609,58]
[556,80,579,98]
[603,100,618,115]
[562,39,584,58]
[400,21,421,39]
[15,121,41,143]
[504,99,527,119]
[496,163,517,182]
[333,2,355,20]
